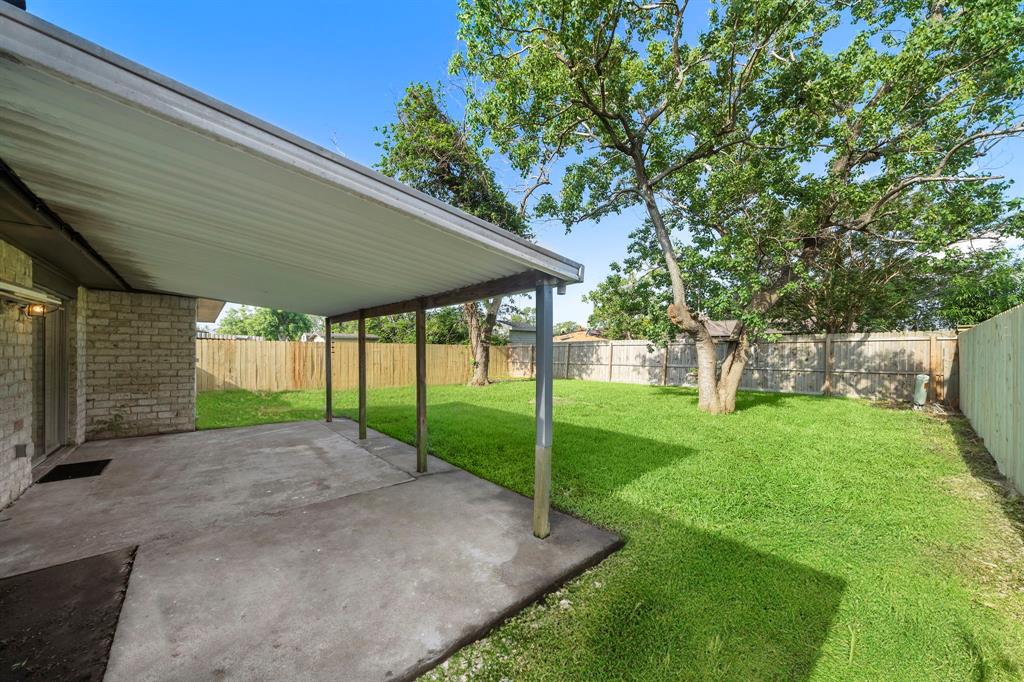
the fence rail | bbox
[959,304,1023,495]
[197,339,511,392]
[506,331,959,404]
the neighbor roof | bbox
[0,6,582,318]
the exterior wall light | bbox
[22,302,52,317]
[0,279,63,315]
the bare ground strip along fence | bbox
[506,332,959,404]
[958,304,1023,495]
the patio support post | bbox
[324,319,333,422]
[358,311,367,440]
[416,303,427,473]
[533,283,554,539]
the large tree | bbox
[377,83,531,385]
[455,0,1024,412]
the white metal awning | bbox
[0,6,582,318]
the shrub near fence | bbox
[959,304,1024,495]
[507,331,959,404]
[196,339,512,392]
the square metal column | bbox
[358,311,367,440]
[415,304,428,473]
[324,319,333,422]
[533,283,554,538]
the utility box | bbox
[913,374,929,406]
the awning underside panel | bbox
[0,54,574,316]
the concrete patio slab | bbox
[0,422,412,576]
[324,419,458,477]
[0,419,621,681]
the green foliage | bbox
[198,382,1024,679]
[507,306,535,326]
[585,265,673,341]
[552,320,581,335]
[337,308,472,344]
[216,306,315,341]
[455,0,1024,343]
[592,240,1024,334]
[936,249,1024,327]
[377,82,530,239]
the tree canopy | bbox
[216,306,315,341]
[335,307,475,345]
[454,0,1024,412]
[376,82,530,383]
[588,241,1024,338]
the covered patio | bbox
[0,4,582,537]
[0,420,620,680]
[0,5,617,680]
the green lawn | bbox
[198,381,1024,681]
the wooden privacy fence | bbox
[507,331,959,404]
[197,339,511,392]
[959,304,1023,495]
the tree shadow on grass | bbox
[341,400,845,681]
[561,509,846,681]
[645,385,799,412]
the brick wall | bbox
[0,241,35,508]
[67,293,86,445]
[81,290,196,440]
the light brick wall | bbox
[81,290,196,440]
[67,293,86,445]
[0,240,35,508]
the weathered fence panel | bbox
[507,331,959,404]
[959,305,1023,495]
[197,340,511,392]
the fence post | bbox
[565,342,572,379]
[607,340,614,382]
[661,343,670,386]
[823,334,833,396]
[928,334,939,403]
[530,343,536,379]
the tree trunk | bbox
[686,326,750,414]
[692,329,723,413]
[464,297,501,386]
[635,171,763,414]
[715,333,750,413]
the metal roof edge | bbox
[0,5,584,284]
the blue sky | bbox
[27,0,1023,326]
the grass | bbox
[198,381,1024,681]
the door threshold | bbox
[32,445,80,482]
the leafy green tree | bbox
[455,0,1024,412]
[507,306,535,326]
[426,306,472,344]
[336,307,471,344]
[377,83,531,384]
[935,249,1024,327]
[217,306,315,341]
[553,321,581,335]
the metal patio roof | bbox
[0,5,582,318]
